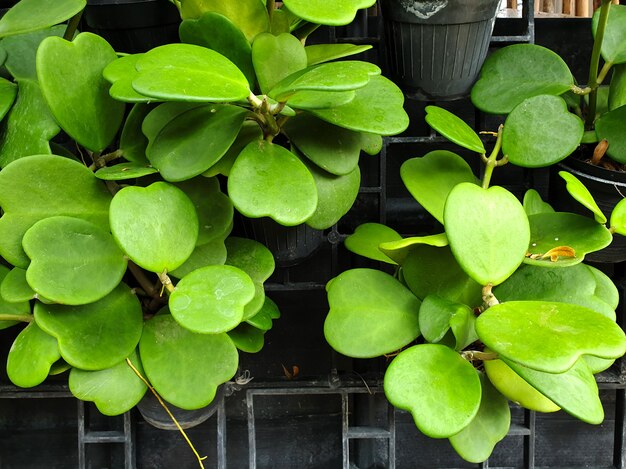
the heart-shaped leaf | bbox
[609,63,626,110]
[228,140,318,226]
[203,122,263,177]
[7,321,60,387]
[228,322,266,353]
[170,265,255,334]
[69,350,148,416]
[324,268,421,358]
[484,357,559,412]
[384,344,481,438]
[37,33,125,152]
[449,372,510,463]
[610,197,626,236]
[2,25,66,81]
[402,245,483,307]
[523,189,554,216]
[444,183,530,286]
[379,233,449,265]
[284,113,362,175]
[132,44,250,102]
[471,44,574,114]
[103,54,152,103]
[425,106,485,154]
[401,152,477,224]
[593,4,626,64]
[1,267,38,303]
[596,104,626,164]
[558,171,606,223]
[305,43,372,66]
[0,80,59,168]
[140,314,239,409]
[344,223,402,264]
[525,212,612,267]
[169,239,228,279]
[179,0,269,43]
[180,12,255,86]
[95,163,158,181]
[419,295,477,351]
[282,0,375,26]
[23,216,127,305]
[309,75,409,135]
[0,155,112,267]
[119,104,153,164]
[110,182,198,273]
[476,300,626,373]
[252,32,307,94]
[504,357,603,424]
[34,283,143,371]
[503,95,584,167]
[0,0,85,38]
[246,296,280,331]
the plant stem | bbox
[126,359,207,469]
[481,284,499,310]
[586,0,612,127]
[481,125,504,189]
[292,22,320,42]
[128,261,158,298]
[158,271,176,294]
[0,314,33,323]
[461,350,498,361]
[63,10,83,41]
[266,0,275,22]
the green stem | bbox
[63,10,83,41]
[461,350,498,361]
[266,0,275,22]
[0,314,33,323]
[158,271,176,294]
[292,22,320,43]
[481,125,504,189]
[586,0,612,127]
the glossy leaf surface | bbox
[1,267,36,303]
[419,295,476,351]
[246,296,280,331]
[610,197,626,236]
[596,104,626,164]
[7,322,59,387]
[282,0,375,26]
[344,223,402,264]
[2,25,66,81]
[425,106,485,154]
[379,233,449,265]
[228,322,265,353]
[103,54,151,103]
[169,239,227,279]
[523,189,554,216]
[558,171,606,223]
[0,0,85,38]
[0,77,17,122]
[252,32,307,94]
[305,43,372,65]
[593,4,626,64]
[609,63,626,110]
[95,163,158,181]
[119,104,152,163]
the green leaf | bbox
[284,113,362,176]
[609,63,626,110]
[309,75,408,135]
[147,104,247,181]
[523,189,554,216]
[179,0,269,43]
[596,104,626,164]
[304,159,360,230]
[525,212,612,267]
[103,54,152,103]
[0,77,17,121]
[305,43,372,65]
[402,245,482,307]
[119,104,153,163]
[35,283,143,371]
[610,197,626,236]
[0,80,59,168]
[170,265,255,334]
[228,322,265,353]
[495,263,617,320]
[588,264,619,310]
[593,4,626,64]
[2,25,66,81]
[503,95,584,167]
[246,296,280,331]
[344,223,402,264]
[23,216,127,305]
[282,0,376,26]
[0,155,112,268]
[379,233,449,265]
[252,32,307,94]
[109,182,198,273]
[69,350,147,416]
[384,344,481,438]
[444,183,530,286]
[180,12,255,86]
[142,102,205,142]
[324,268,421,358]
[449,373,510,464]
[95,163,158,181]
[269,61,379,102]
[471,44,574,114]
[37,33,125,152]
[504,358,603,424]
[169,239,228,279]
[425,106,485,154]
[1,267,37,303]
[286,89,356,110]
[360,132,383,155]
[7,322,60,387]
[558,171,607,223]
[140,314,238,409]
[0,0,85,38]
[228,140,318,226]
[476,301,626,373]
[132,44,250,102]
[401,152,477,224]
[202,122,263,177]
[419,295,477,351]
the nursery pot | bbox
[137,385,225,430]
[380,0,501,100]
[82,0,180,53]
[551,157,626,263]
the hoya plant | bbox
[470,0,626,169]
[0,0,284,422]
[324,106,626,463]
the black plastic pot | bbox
[136,384,224,430]
[82,0,180,53]
[380,0,501,100]
[551,157,626,263]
